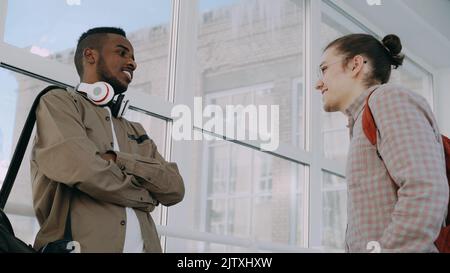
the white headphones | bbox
[77,82,129,118]
[77,82,115,106]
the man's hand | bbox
[100,151,117,162]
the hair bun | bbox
[382,34,404,68]
[382,34,402,55]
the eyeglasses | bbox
[317,59,368,80]
[317,60,344,81]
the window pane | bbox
[196,0,306,148]
[6,214,40,245]
[0,67,51,244]
[5,0,172,99]
[320,6,363,161]
[390,59,434,108]
[322,172,347,250]
[322,113,349,162]
[164,237,259,253]
[166,134,307,252]
[0,70,18,180]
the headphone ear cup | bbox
[78,82,115,106]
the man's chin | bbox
[100,75,129,95]
[111,82,129,95]
[115,88,128,95]
[323,103,339,113]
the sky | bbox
[4,0,238,52]
[5,0,173,52]
[1,0,238,161]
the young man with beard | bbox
[31,27,185,253]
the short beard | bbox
[323,102,340,113]
[97,57,128,95]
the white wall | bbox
[436,68,450,136]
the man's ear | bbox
[83,48,98,65]
[349,55,365,78]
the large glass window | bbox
[320,4,365,162]
[390,59,434,108]
[166,134,307,252]
[322,172,346,250]
[0,68,53,245]
[195,0,305,148]
[4,0,173,99]
[164,0,308,253]
[0,69,18,178]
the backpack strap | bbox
[362,90,378,146]
[441,135,450,226]
[0,85,65,210]
[362,88,385,161]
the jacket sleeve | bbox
[34,90,157,212]
[371,87,449,252]
[114,135,185,207]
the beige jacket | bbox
[31,88,184,253]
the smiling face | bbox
[315,47,368,113]
[89,34,137,94]
[315,48,351,112]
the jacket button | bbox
[106,116,111,122]
[120,220,126,226]
[110,142,114,148]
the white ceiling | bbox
[340,0,450,69]
[402,0,450,42]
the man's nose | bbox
[315,79,324,92]
[127,58,137,71]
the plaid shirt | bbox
[344,84,449,253]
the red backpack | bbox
[362,91,450,253]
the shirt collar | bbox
[344,84,380,122]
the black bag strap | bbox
[39,195,74,253]
[0,85,65,210]
[0,209,14,236]
[63,196,73,241]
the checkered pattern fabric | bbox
[344,84,449,253]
